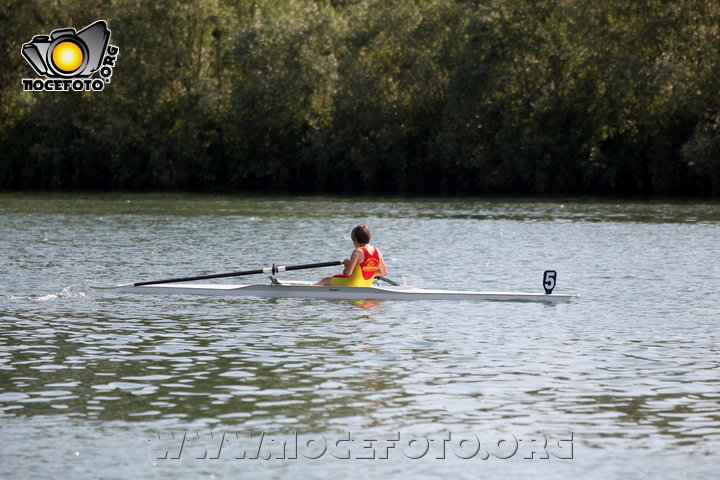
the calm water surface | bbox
[1,193,719,479]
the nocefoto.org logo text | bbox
[21,20,119,92]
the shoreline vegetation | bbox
[1,0,719,196]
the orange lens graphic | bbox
[52,41,83,73]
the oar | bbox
[91,260,342,289]
[376,276,400,286]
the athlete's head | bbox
[351,224,371,245]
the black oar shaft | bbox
[133,269,264,287]
[133,261,341,287]
[284,261,344,272]
[376,276,400,286]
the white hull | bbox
[118,282,578,302]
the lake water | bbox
[1,193,719,479]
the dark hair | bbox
[351,224,371,244]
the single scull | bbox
[91,261,578,303]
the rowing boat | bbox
[93,261,578,302]
[116,279,578,302]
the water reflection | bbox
[349,299,385,315]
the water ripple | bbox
[1,194,719,478]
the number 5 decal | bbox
[543,270,557,294]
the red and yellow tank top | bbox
[330,246,380,287]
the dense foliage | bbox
[1,0,719,195]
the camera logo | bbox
[21,20,119,92]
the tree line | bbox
[1,0,718,195]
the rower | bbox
[315,225,388,286]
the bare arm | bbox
[376,250,388,276]
[342,249,363,276]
